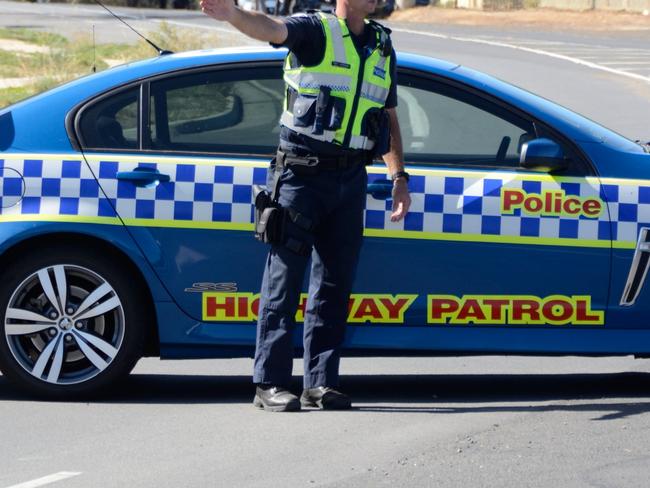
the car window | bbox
[77,87,139,150]
[148,67,284,155]
[397,76,536,169]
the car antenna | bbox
[92,0,173,56]
[92,24,96,73]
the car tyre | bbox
[0,245,146,399]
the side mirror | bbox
[520,138,568,173]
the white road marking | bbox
[391,27,650,84]
[3,1,648,83]
[545,52,608,58]
[4,472,82,488]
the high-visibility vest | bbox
[280,11,392,152]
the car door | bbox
[75,62,612,354]
[76,64,284,332]
[347,72,612,352]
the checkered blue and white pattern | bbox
[4,156,650,247]
[1,158,117,218]
[365,172,611,242]
[601,182,650,244]
[88,160,266,224]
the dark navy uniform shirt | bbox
[272,13,398,158]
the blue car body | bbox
[2,47,650,363]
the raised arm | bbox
[200,0,288,45]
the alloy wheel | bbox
[4,264,125,386]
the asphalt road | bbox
[2,2,650,487]
[2,356,650,487]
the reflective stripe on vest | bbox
[281,12,392,151]
[284,72,352,92]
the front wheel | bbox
[0,245,146,398]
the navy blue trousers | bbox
[253,162,367,388]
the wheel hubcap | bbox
[59,318,72,331]
[4,264,125,386]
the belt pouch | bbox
[293,96,317,128]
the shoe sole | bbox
[253,395,301,412]
[300,397,352,410]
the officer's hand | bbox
[391,179,411,222]
[201,0,236,22]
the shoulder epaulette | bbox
[367,18,392,35]
[367,19,392,57]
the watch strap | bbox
[391,170,410,182]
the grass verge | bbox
[0,27,68,47]
[0,23,225,109]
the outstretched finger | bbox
[391,201,405,222]
[402,196,411,216]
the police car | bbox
[1,47,649,397]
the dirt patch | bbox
[0,39,49,54]
[389,7,650,31]
[0,77,37,89]
[103,58,125,68]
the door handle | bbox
[116,167,171,187]
[367,179,393,200]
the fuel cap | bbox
[0,166,25,208]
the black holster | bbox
[253,184,284,244]
[253,154,315,256]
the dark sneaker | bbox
[300,386,352,410]
[253,386,301,412]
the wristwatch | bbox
[391,170,410,183]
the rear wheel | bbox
[0,246,146,398]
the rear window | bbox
[77,87,139,150]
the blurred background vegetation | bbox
[17,0,200,9]
[0,23,221,108]
[2,0,648,108]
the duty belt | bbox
[277,148,367,171]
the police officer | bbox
[201,0,411,411]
